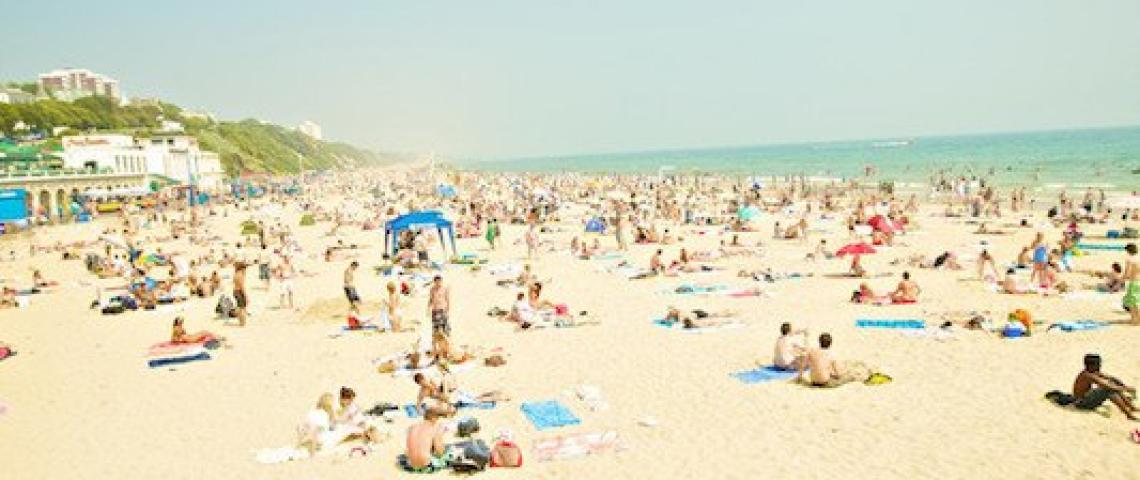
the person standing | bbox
[233,262,249,326]
[1123,243,1139,325]
[428,275,450,336]
[344,261,361,315]
[485,218,499,250]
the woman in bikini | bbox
[170,316,222,344]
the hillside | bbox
[0,94,395,174]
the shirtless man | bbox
[344,261,361,315]
[1123,244,1139,325]
[773,322,807,370]
[800,333,846,387]
[233,262,248,326]
[404,409,449,471]
[428,276,451,335]
[1072,354,1137,420]
[890,271,921,303]
[525,225,538,260]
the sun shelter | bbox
[384,211,457,257]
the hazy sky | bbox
[3,1,1138,159]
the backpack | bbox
[215,295,235,318]
[450,439,490,473]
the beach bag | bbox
[491,441,523,468]
[457,417,481,437]
[215,295,235,318]
[1045,390,1075,406]
[346,314,362,329]
[451,439,491,473]
[1009,309,1032,331]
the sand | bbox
[1,190,1138,480]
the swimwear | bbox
[432,309,450,335]
[344,286,361,303]
[1124,281,1140,310]
[1032,246,1047,265]
[233,289,248,308]
[1074,388,1113,410]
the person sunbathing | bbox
[888,271,921,303]
[170,317,223,344]
[663,307,736,328]
[431,332,474,364]
[1000,269,1034,294]
[1071,354,1137,421]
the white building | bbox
[143,135,225,190]
[38,68,121,101]
[60,134,148,173]
[298,120,322,140]
[0,88,35,104]
[60,134,225,190]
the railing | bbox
[0,168,134,179]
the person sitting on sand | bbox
[852,282,885,304]
[431,332,474,364]
[170,316,223,344]
[332,386,381,444]
[649,249,664,275]
[404,409,449,472]
[413,372,456,417]
[507,292,536,326]
[297,393,336,455]
[889,271,921,303]
[1093,263,1125,293]
[773,322,807,370]
[799,333,871,388]
[977,249,1000,281]
[1071,354,1138,421]
[849,254,867,278]
[806,239,833,261]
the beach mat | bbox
[1049,320,1108,332]
[856,319,926,329]
[403,400,496,418]
[731,366,799,384]
[521,400,581,431]
[147,351,211,368]
[533,431,623,462]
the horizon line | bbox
[459,123,1140,165]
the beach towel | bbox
[1076,243,1125,251]
[1048,320,1108,332]
[652,319,745,333]
[147,351,211,368]
[731,366,799,384]
[403,400,496,418]
[147,343,206,358]
[521,400,581,431]
[342,324,381,332]
[664,284,728,295]
[855,319,926,329]
[532,431,623,462]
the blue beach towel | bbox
[521,400,581,430]
[731,366,800,384]
[856,319,926,329]
[403,400,496,418]
[1051,320,1108,332]
[1076,243,1125,251]
[147,351,211,368]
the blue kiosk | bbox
[383,211,457,257]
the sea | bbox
[461,126,1140,190]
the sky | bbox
[2,1,1139,160]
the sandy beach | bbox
[1,172,1139,480]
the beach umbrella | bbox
[836,243,877,257]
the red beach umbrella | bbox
[836,242,877,257]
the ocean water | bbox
[463,127,1140,189]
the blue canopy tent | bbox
[384,211,457,257]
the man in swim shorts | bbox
[404,409,450,472]
[343,261,361,314]
[1123,244,1139,325]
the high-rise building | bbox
[298,120,322,141]
[38,68,121,102]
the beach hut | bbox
[0,189,29,223]
[383,211,457,257]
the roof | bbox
[384,210,452,233]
